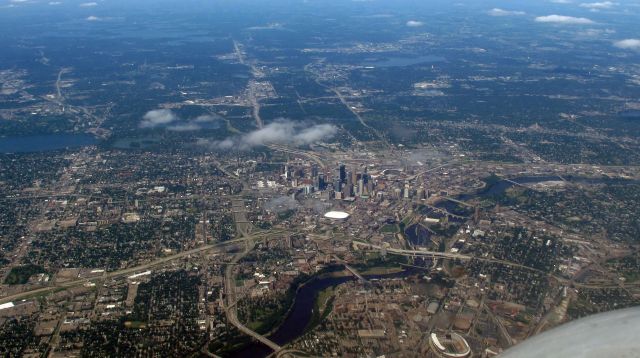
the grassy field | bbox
[381,224,399,233]
[359,266,404,275]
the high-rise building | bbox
[345,171,354,197]
[333,178,341,192]
[394,188,402,199]
[339,164,346,183]
[318,174,326,190]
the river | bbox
[461,175,639,201]
[228,269,417,357]
[226,175,636,357]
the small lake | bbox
[619,110,640,119]
[0,134,98,153]
[361,55,445,68]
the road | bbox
[352,241,547,273]
[0,232,281,305]
[221,197,282,354]
[332,255,367,283]
[55,68,66,101]
[484,302,515,347]
[266,144,328,169]
[222,240,282,352]
[249,87,264,129]
[328,87,390,148]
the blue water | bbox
[361,55,446,68]
[0,134,98,153]
[229,269,417,357]
[619,110,640,119]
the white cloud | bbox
[49,1,62,4]
[140,109,178,128]
[550,0,572,3]
[488,8,526,16]
[193,115,219,123]
[614,39,640,51]
[201,120,337,150]
[406,20,424,27]
[167,115,220,131]
[535,15,594,24]
[86,15,100,21]
[141,111,221,131]
[79,2,97,7]
[580,1,616,9]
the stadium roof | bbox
[324,211,350,219]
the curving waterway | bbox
[226,175,639,357]
[228,269,416,357]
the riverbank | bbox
[225,266,417,357]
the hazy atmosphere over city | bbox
[0,0,640,357]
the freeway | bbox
[266,144,328,169]
[222,243,283,352]
[0,231,283,305]
[407,160,459,182]
[328,87,391,149]
[352,241,546,273]
[353,241,473,260]
[224,303,282,352]
[331,255,367,283]
[221,197,282,354]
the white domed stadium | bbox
[323,211,350,220]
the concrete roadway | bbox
[266,144,327,169]
[352,241,546,273]
[222,243,283,352]
[0,231,283,305]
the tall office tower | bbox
[357,177,364,197]
[311,165,319,179]
[344,171,354,197]
[284,164,290,179]
[394,188,402,199]
[343,183,353,198]
[333,178,342,192]
[318,174,326,190]
[404,182,411,199]
[352,169,358,185]
[339,164,346,183]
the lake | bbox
[0,134,98,153]
[361,55,446,68]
